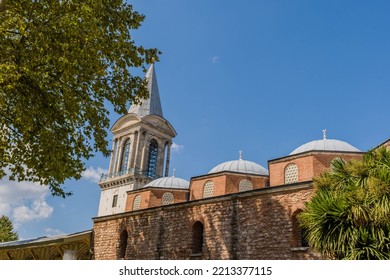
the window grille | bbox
[147,139,159,178]
[133,195,141,210]
[239,179,253,192]
[203,181,214,198]
[119,139,131,173]
[284,163,298,184]
[162,192,174,205]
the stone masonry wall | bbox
[93,184,319,260]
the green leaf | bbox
[0,0,160,196]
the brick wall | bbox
[125,190,151,211]
[312,153,363,177]
[93,183,319,260]
[125,188,189,211]
[190,173,268,200]
[148,189,189,207]
[190,174,227,200]
[269,155,314,186]
[269,152,363,186]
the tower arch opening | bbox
[147,139,159,178]
[191,221,204,254]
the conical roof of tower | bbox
[128,64,163,117]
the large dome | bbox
[208,159,269,175]
[143,176,189,189]
[290,138,360,155]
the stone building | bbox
[0,64,386,260]
[92,65,376,260]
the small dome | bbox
[290,138,360,155]
[208,159,269,176]
[143,176,189,189]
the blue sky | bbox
[1,0,390,239]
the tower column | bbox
[129,132,138,170]
[125,136,133,174]
[164,141,172,177]
[108,139,117,174]
[156,138,165,177]
[140,132,149,174]
[132,130,142,171]
[114,138,124,173]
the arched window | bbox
[118,230,128,259]
[292,210,309,248]
[203,181,214,198]
[147,139,159,178]
[112,194,118,208]
[133,195,142,210]
[119,139,131,173]
[192,221,204,254]
[162,192,174,205]
[239,179,253,192]
[285,163,298,184]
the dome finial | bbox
[172,168,176,177]
[322,129,327,140]
[239,150,243,160]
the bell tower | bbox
[97,64,176,216]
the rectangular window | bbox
[112,194,118,207]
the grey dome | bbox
[208,159,269,175]
[143,176,189,189]
[290,138,360,155]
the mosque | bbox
[0,65,388,260]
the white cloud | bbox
[171,142,184,153]
[81,166,108,183]
[45,227,65,236]
[212,56,220,63]
[0,202,9,217]
[13,198,53,223]
[0,178,53,223]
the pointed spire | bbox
[128,64,164,117]
[322,129,327,140]
[239,150,243,160]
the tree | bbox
[298,147,390,259]
[0,215,18,242]
[0,1,160,197]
